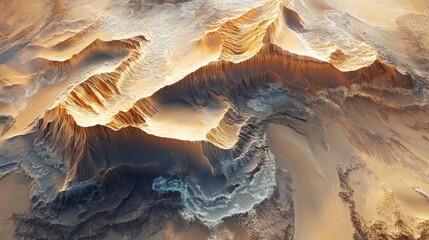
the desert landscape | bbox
[0,0,429,239]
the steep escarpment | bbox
[215,0,280,62]
[1,0,284,139]
[104,44,412,146]
[33,105,214,186]
[60,36,147,119]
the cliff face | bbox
[105,44,412,144]
[1,0,429,239]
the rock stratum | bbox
[0,0,429,239]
